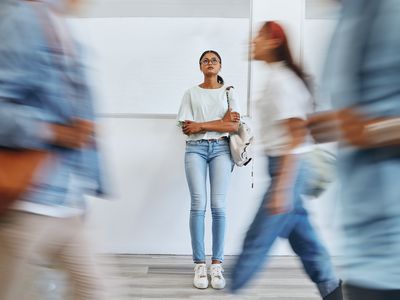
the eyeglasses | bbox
[201,58,220,65]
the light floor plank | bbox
[27,255,321,299]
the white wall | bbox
[86,0,340,255]
[87,118,262,254]
[73,17,250,115]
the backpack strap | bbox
[225,86,234,110]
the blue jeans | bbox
[230,156,339,298]
[185,139,233,263]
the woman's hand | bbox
[223,109,240,123]
[307,108,375,148]
[336,108,374,148]
[307,111,341,143]
[182,120,204,135]
[266,187,291,215]
[51,118,95,149]
[265,156,296,216]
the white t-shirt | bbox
[177,85,241,140]
[254,62,313,156]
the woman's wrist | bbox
[273,183,289,193]
[364,118,400,147]
[198,122,206,132]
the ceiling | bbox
[82,0,251,18]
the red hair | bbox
[267,21,286,41]
[262,21,311,91]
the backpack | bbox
[225,86,254,167]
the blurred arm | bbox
[0,9,93,150]
[337,109,400,149]
[0,102,54,149]
[308,109,400,149]
[267,118,307,214]
[0,12,54,149]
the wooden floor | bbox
[30,255,321,300]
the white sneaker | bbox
[210,264,226,289]
[193,263,208,289]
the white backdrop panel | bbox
[71,17,250,115]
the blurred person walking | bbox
[177,50,241,290]
[0,0,108,299]
[230,22,342,300]
[308,1,400,299]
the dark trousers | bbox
[345,284,400,300]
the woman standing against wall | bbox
[177,50,240,290]
[230,22,342,300]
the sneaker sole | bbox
[193,283,208,289]
[211,284,225,290]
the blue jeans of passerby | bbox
[185,138,234,263]
[231,155,339,298]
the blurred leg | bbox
[288,212,339,298]
[0,212,40,300]
[0,211,108,300]
[231,155,306,292]
[57,217,108,300]
[230,188,294,292]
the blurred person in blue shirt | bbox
[0,0,108,299]
[308,0,400,299]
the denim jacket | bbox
[0,0,105,209]
[326,0,400,290]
